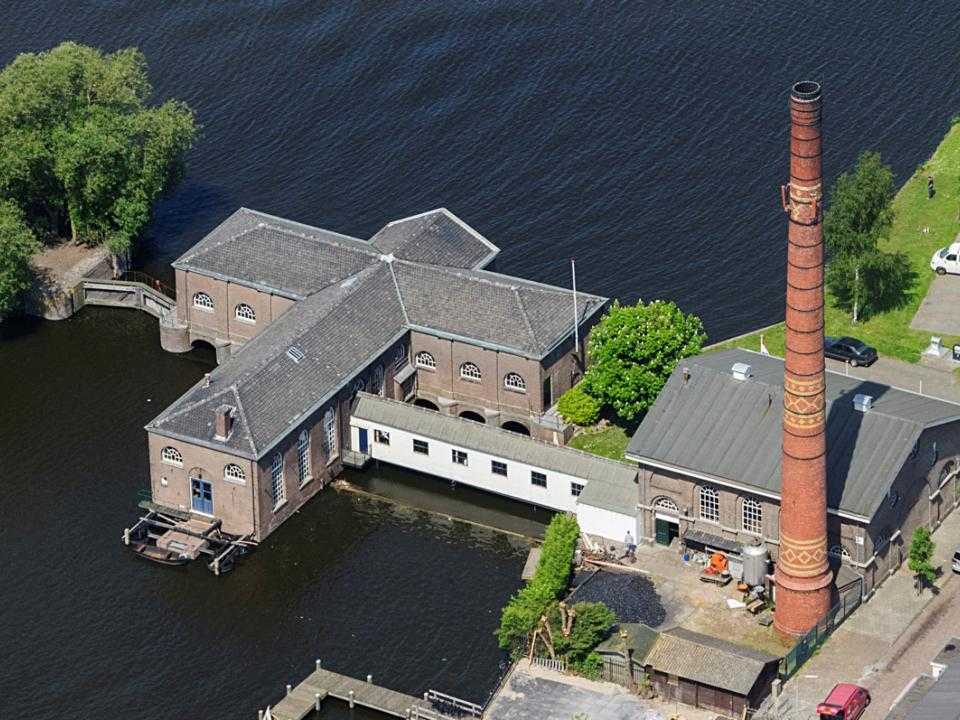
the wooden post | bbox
[367,674,373,684]
[349,690,355,708]
[123,528,130,545]
[315,693,321,711]
[315,658,321,671]
[258,711,264,720]
[213,557,220,576]
[286,683,291,696]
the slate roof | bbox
[626,349,960,520]
[350,393,637,493]
[150,208,608,459]
[369,209,499,269]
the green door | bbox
[655,518,670,545]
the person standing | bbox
[624,530,637,561]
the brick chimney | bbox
[214,405,234,441]
[774,81,833,636]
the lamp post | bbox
[797,674,819,718]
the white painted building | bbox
[349,393,639,543]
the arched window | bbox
[460,362,482,382]
[372,365,385,396]
[235,303,256,323]
[503,372,526,393]
[297,430,311,486]
[323,408,337,457]
[270,452,285,508]
[351,378,365,397]
[654,497,679,513]
[699,486,719,523]
[161,446,183,467]
[193,292,214,312]
[394,344,407,369]
[828,544,851,561]
[415,351,436,370]
[224,464,245,483]
[742,499,762,535]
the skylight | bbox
[286,345,306,363]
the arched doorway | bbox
[414,398,440,411]
[501,420,530,436]
[652,496,680,546]
[459,410,486,424]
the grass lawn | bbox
[567,424,631,461]
[710,120,960,362]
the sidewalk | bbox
[780,510,960,720]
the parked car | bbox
[952,545,960,574]
[931,241,960,276]
[824,336,878,367]
[817,683,871,720]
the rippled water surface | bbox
[1,2,958,718]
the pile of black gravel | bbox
[567,570,667,626]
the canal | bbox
[0,309,546,719]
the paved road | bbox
[911,273,960,337]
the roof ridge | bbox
[512,287,541,352]
[150,384,238,426]
[229,386,257,456]
[387,261,410,325]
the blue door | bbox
[358,428,369,454]
[191,477,213,515]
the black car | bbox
[824,336,878,367]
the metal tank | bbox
[742,541,769,588]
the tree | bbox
[580,300,705,423]
[0,42,197,260]
[0,200,40,315]
[823,151,914,320]
[556,384,602,426]
[907,526,936,594]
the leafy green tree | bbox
[0,200,40,315]
[581,300,705,423]
[907,526,936,594]
[824,151,913,320]
[556,384,602,426]
[0,42,197,259]
[551,601,616,677]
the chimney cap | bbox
[791,80,821,101]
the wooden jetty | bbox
[265,662,482,720]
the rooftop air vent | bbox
[853,394,873,412]
[731,362,752,381]
[286,345,306,364]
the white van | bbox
[931,241,960,275]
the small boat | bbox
[129,541,190,566]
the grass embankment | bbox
[567,424,631,461]
[712,121,960,362]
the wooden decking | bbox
[269,666,428,719]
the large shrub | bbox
[556,384,601,426]
[497,514,580,651]
[551,601,616,676]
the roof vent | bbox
[853,394,873,412]
[731,362,752,380]
[286,345,306,364]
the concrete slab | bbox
[911,274,960,336]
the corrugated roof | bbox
[350,393,637,496]
[627,349,960,519]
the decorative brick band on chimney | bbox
[774,81,833,637]
[214,404,234,441]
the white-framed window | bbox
[452,449,468,466]
[491,460,508,477]
[413,439,429,455]
[828,544,851,561]
[742,498,762,535]
[372,365,385,396]
[654,497,679,513]
[503,372,526,392]
[394,344,407,369]
[699,486,719,523]
[460,362,482,382]
[374,429,390,445]
[270,452,285,509]
[571,482,584,497]
[322,408,338,458]
[297,430,311,486]
[224,463,246,484]
[415,351,436,370]
[531,471,547,488]
[161,446,183,467]
[235,303,256,324]
[192,292,214,312]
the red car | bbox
[817,683,871,720]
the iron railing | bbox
[119,270,176,300]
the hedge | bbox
[497,514,580,651]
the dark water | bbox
[2,3,960,718]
